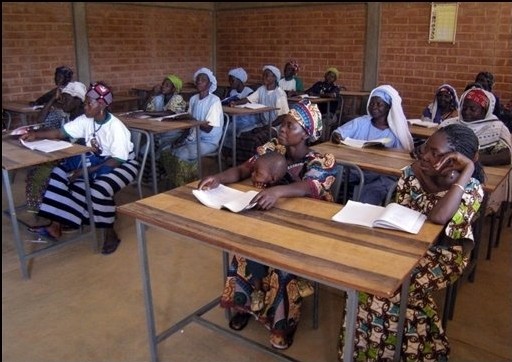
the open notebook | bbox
[192,184,259,213]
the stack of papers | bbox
[20,138,73,153]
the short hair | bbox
[258,152,287,179]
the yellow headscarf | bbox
[326,67,340,78]
[166,74,183,93]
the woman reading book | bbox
[198,100,337,350]
[337,123,485,361]
[331,84,414,206]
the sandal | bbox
[27,226,58,241]
[228,312,250,331]
[101,238,121,255]
[270,332,293,350]
[250,290,265,312]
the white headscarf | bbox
[262,65,281,81]
[456,88,512,152]
[367,85,414,152]
[228,67,248,83]
[193,67,217,94]
[426,84,459,124]
[61,81,87,102]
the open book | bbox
[332,200,426,234]
[340,137,391,148]
[20,138,73,153]
[235,103,267,110]
[192,184,259,213]
[407,119,438,128]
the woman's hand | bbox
[20,131,36,141]
[331,132,342,144]
[68,169,82,183]
[198,176,220,190]
[434,151,474,177]
[250,188,280,210]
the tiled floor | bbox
[2,165,511,362]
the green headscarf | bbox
[166,74,183,93]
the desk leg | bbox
[80,153,98,252]
[394,277,411,362]
[149,133,158,195]
[342,290,357,362]
[230,115,237,167]
[2,168,29,279]
[136,220,159,362]
[468,191,488,282]
[196,125,202,179]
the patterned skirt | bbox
[338,245,468,362]
[220,255,303,345]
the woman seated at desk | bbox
[223,65,289,164]
[338,123,485,361]
[331,84,414,206]
[305,67,345,116]
[421,84,459,124]
[21,82,136,255]
[198,100,337,350]
[160,67,224,188]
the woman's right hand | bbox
[331,132,342,144]
[198,176,220,190]
[20,131,36,141]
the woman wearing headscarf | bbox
[21,82,136,254]
[440,87,512,214]
[31,65,74,107]
[225,65,290,163]
[25,81,87,212]
[142,74,188,183]
[160,68,224,187]
[144,74,187,113]
[421,84,459,124]
[278,60,304,97]
[305,67,346,116]
[225,67,254,103]
[198,100,337,350]
[331,84,414,205]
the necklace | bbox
[93,121,104,137]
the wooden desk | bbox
[222,105,279,167]
[311,141,412,177]
[117,112,205,194]
[111,95,140,112]
[2,136,97,279]
[117,181,443,362]
[2,101,41,127]
[312,140,512,284]
[409,124,437,139]
[339,90,370,120]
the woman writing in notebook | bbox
[198,100,337,350]
[337,123,485,361]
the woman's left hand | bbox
[251,188,280,210]
[434,151,474,176]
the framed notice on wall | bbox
[429,3,459,43]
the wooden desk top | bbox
[116,113,204,134]
[409,124,437,139]
[113,95,139,103]
[117,181,443,297]
[2,101,41,115]
[2,136,91,171]
[311,141,511,193]
[312,141,412,177]
[339,90,370,97]
[222,105,279,115]
[287,96,334,104]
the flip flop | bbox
[228,312,250,331]
[101,238,121,255]
[27,226,57,241]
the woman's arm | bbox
[428,151,475,224]
[20,128,64,141]
[198,162,252,190]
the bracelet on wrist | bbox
[452,183,465,192]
